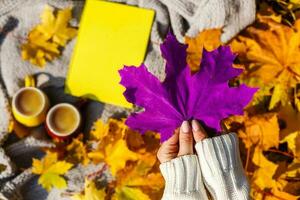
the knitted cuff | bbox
[195,133,250,200]
[159,155,208,200]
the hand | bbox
[157,120,207,163]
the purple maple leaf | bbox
[119,33,257,142]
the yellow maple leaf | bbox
[278,104,300,137]
[89,119,109,140]
[66,135,90,165]
[21,5,77,67]
[116,152,162,187]
[113,186,151,200]
[89,139,138,176]
[237,113,280,150]
[88,119,138,176]
[281,131,300,159]
[265,189,298,200]
[281,131,300,178]
[72,179,106,200]
[32,151,73,191]
[252,148,278,191]
[257,0,300,26]
[185,29,222,71]
[88,118,164,199]
[112,150,163,199]
[230,18,300,110]
[36,5,77,46]
[250,148,293,199]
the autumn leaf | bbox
[36,5,77,46]
[72,179,106,200]
[252,148,278,191]
[113,186,151,200]
[88,119,138,176]
[112,157,162,200]
[21,5,77,67]
[250,147,299,199]
[281,132,300,161]
[265,189,298,200]
[86,118,164,199]
[230,18,300,110]
[89,139,138,176]
[120,33,256,142]
[66,135,90,165]
[185,29,222,71]
[105,139,138,176]
[241,113,280,150]
[32,151,73,191]
[258,0,300,26]
[278,104,300,137]
[89,119,109,140]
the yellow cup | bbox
[12,87,50,127]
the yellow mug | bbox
[12,86,50,127]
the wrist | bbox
[195,133,250,200]
[159,155,208,200]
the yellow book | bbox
[65,0,154,108]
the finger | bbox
[157,129,179,163]
[178,121,193,156]
[191,120,207,143]
[164,128,179,145]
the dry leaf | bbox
[237,113,280,150]
[72,179,106,200]
[258,0,300,26]
[113,186,151,200]
[278,104,300,137]
[185,29,222,71]
[32,151,73,191]
[87,119,164,199]
[252,148,278,191]
[230,18,300,110]
[89,119,109,140]
[66,135,90,166]
[21,5,77,67]
[88,119,138,176]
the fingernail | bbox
[181,121,190,133]
[192,120,200,131]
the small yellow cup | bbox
[12,86,50,127]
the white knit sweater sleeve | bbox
[159,155,208,200]
[195,133,250,200]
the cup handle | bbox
[24,75,36,88]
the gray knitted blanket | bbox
[0,0,255,199]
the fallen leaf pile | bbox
[186,5,300,199]
[32,119,164,199]
[230,17,300,111]
[21,5,77,67]
[258,0,300,26]
[14,2,300,199]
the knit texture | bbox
[160,133,250,200]
[0,0,167,199]
[159,0,256,43]
[0,0,255,199]
[195,133,250,200]
[160,155,208,200]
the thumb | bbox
[178,121,194,156]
